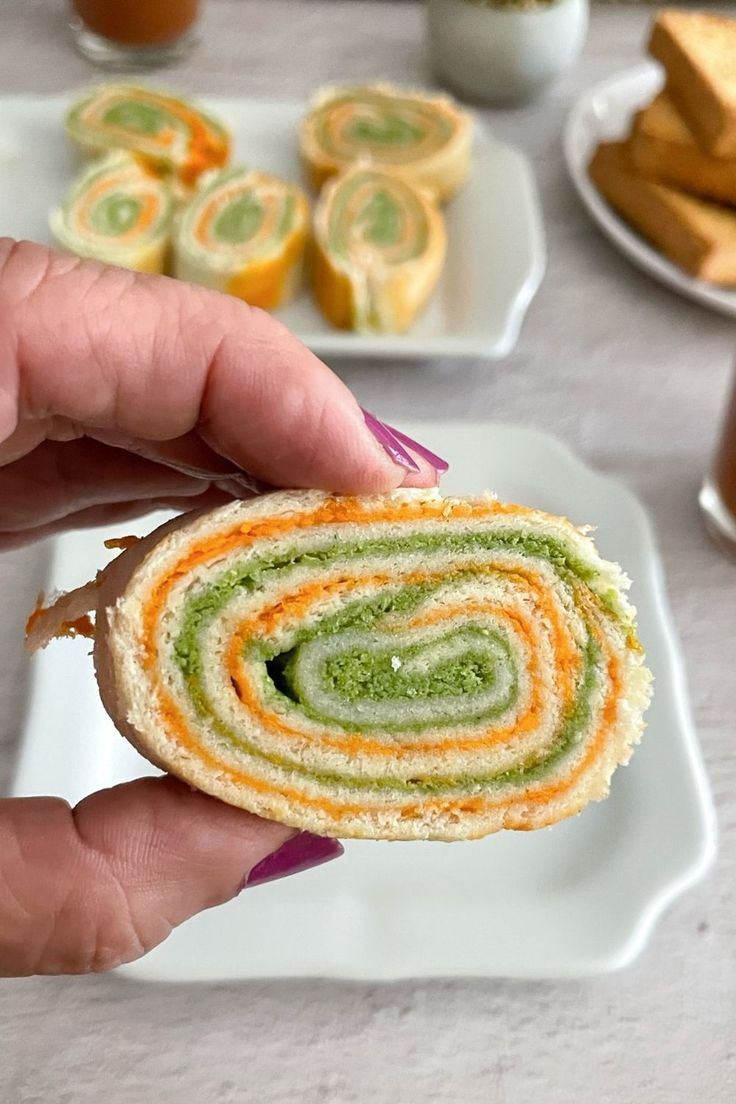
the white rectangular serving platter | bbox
[11,423,715,981]
[0,93,545,359]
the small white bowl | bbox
[427,0,589,105]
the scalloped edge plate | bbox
[564,62,736,319]
[12,423,715,980]
[0,93,545,359]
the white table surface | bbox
[1,2,734,1101]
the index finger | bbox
[0,240,438,493]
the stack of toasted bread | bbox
[589,9,736,285]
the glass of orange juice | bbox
[70,0,200,69]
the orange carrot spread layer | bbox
[130,497,623,822]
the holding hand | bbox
[0,239,445,976]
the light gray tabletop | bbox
[1,2,734,1101]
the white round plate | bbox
[564,62,736,319]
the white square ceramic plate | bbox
[0,93,545,358]
[11,423,715,980]
[564,62,736,319]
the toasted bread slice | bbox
[589,141,736,285]
[630,92,736,205]
[649,10,736,158]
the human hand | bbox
[0,239,446,975]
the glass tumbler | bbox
[700,367,736,557]
[70,0,200,69]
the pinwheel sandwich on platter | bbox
[299,83,472,204]
[50,150,177,274]
[172,166,310,309]
[65,83,231,188]
[312,164,447,333]
[49,80,481,334]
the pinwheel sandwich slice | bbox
[26,490,652,842]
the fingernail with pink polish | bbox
[382,423,449,474]
[241,832,344,890]
[362,409,420,472]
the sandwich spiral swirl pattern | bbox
[173,167,309,308]
[50,151,176,273]
[313,166,446,333]
[100,490,652,840]
[300,84,472,202]
[66,84,230,186]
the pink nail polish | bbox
[362,409,420,472]
[382,423,449,473]
[241,832,344,890]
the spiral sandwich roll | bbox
[49,151,176,273]
[66,84,230,187]
[29,490,652,841]
[300,85,472,203]
[173,167,309,309]
[313,165,446,333]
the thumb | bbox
[0,777,342,976]
[0,239,440,492]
